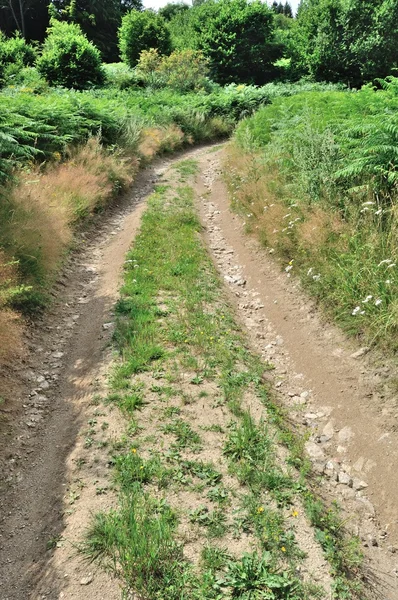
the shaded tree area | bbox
[289,0,398,86]
[49,0,144,61]
[0,0,49,42]
[168,0,283,85]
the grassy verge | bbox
[82,160,366,599]
[225,80,398,351]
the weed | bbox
[162,418,202,451]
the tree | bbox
[158,2,189,21]
[289,0,398,86]
[48,0,143,61]
[37,19,105,89]
[0,0,49,42]
[119,10,171,67]
[189,0,282,85]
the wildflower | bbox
[375,209,383,215]
[281,546,287,553]
[386,279,391,284]
[285,265,293,273]
[375,298,382,306]
[131,448,137,454]
[257,506,264,514]
[362,295,372,303]
[307,268,313,276]
[140,465,144,470]
[292,510,299,518]
[312,274,321,281]
[352,306,361,316]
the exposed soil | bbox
[1,144,398,599]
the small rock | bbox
[52,352,64,359]
[337,426,353,443]
[80,575,93,586]
[305,441,325,461]
[338,471,353,487]
[300,391,309,399]
[352,478,368,491]
[350,347,370,359]
[103,322,114,330]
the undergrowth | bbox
[226,77,398,350]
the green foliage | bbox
[232,79,398,347]
[37,20,105,89]
[222,552,300,598]
[83,491,184,598]
[49,0,144,61]
[136,47,209,92]
[289,0,398,86]
[0,34,36,86]
[171,0,282,85]
[119,9,171,68]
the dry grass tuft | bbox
[0,251,23,363]
[139,126,185,160]
[2,137,134,280]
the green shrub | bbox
[0,34,36,85]
[37,20,105,90]
[103,62,140,90]
[136,48,209,92]
[119,10,171,68]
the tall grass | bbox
[227,77,398,348]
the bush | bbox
[119,10,171,68]
[37,20,105,90]
[0,34,36,85]
[136,48,209,92]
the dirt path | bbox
[195,149,398,597]
[1,143,398,599]
[0,150,187,600]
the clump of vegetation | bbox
[37,20,105,89]
[0,34,36,85]
[136,47,210,92]
[119,9,171,68]
[226,78,398,347]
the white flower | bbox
[375,298,382,306]
[352,306,361,315]
[375,209,383,215]
[285,265,293,273]
[312,274,321,281]
[386,279,391,284]
[307,268,313,276]
[362,295,373,303]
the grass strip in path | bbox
[81,157,368,599]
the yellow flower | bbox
[131,448,137,454]
[257,506,264,514]
[140,466,144,470]
[281,546,286,553]
[292,510,299,518]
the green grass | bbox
[230,77,398,350]
[83,172,367,599]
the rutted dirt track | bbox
[1,144,398,599]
